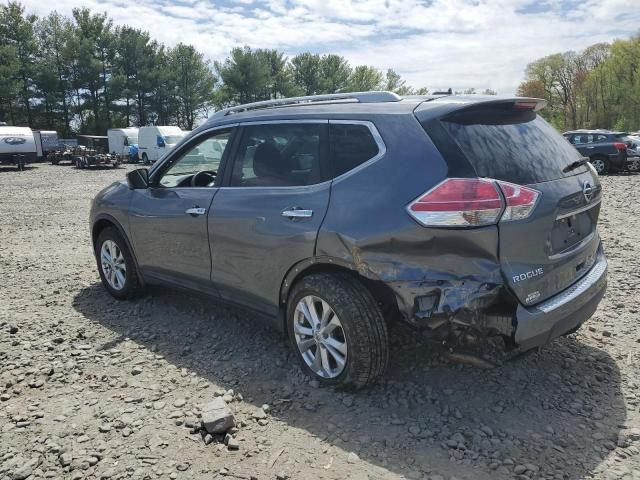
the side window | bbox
[230,123,324,187]
[158,130,231,188]
[595,134,608,142]
[329,123,380,178]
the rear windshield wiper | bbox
[563,157,590,173]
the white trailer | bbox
[107,128,139,160]
[0,126,37,170]
[137,126,185,163]
[33,130,59,158]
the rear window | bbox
[441,110,585,184]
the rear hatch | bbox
[420,100,602,306]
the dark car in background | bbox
[563,129,639,174]
[90,92,608,389]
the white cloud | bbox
[19,0,640,94]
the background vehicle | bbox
[33,130,59,159]
[563,129,635,174]
[137,126,185,164]
[75,135,119,169]
[108,128,139,162]
[0,126,37,170]
[91,92,608,389]
[621,135,640,172]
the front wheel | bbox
[95,227,141,299]
[286,273,389,390]
[590,157,609,174]
[142,153,149,165]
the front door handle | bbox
[185,207,206,216]
[282,209,313,219]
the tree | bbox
[346,65,384,92]
[0,1,37,126]
[385,69,412,95]
[71,7,115,133]
[0,43,20,124]
[215,46,270,105]
[168,43,216,130]
[290,53,321,95]
[113,27,161,126]
[319,54,351,93]
[36,12,74,134]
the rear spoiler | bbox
[414,96,547,119]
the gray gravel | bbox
[1,163,639,480]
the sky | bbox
[18,0,640,94]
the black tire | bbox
[590,156,609,174]
[95,227,142,300]
[286,273,389,390]
[142,153,149,165]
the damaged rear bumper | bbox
[513,250,607,350]
[386,249,607,352]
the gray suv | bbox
[90,92,608,389]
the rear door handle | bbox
[185,207,206,216]
[282,209,313,219]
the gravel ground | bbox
[1,163,639,480]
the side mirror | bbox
[127,168,149,189]
[157,136,165,148]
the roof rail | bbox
[213,91,402,118]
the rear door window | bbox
[440,111,586,184]
[329,123,380,178]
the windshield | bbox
[159,133,230,187]
[164,135,183,144]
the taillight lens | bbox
[407,178,540,227]
[407,178,503,227]
[613,142,626,150]
[497,181,540,221]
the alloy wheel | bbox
[591,159,606,174]
[100,239,126,290]
[293,295,348,379]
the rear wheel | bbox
[142,153,149,165]
[628,157,640,173]
[590,156,609,174]
[95,227,141,300]
[286,273,389,390]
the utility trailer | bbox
[74,135,120,169]
[48,145,76,165]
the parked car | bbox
[562,129,636,174]
[0,126,37,170]
[90,92,608,389]
[137,126,185,164]
[74,135,120,169]
[622,135,640,172]
[108,128,139,162]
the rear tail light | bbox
[497,181,540,221]
[613,142,627,150]
[407,178,540,227]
